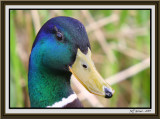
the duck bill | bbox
[69,48,114,98]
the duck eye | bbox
[56,32,63,41]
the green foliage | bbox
[119,10,128,27]
[10,10,24,107]
[136,10,150,26]
[63,10,73,16]
[39,10,51,25]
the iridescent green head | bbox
[28,16,114,108]
[30,16,90,71]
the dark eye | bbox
[56,32,63,41]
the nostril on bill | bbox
[104,87,113,98]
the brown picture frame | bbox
[1,0,159,119]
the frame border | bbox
[1,0,159,119]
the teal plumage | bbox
[28,16,114,108]
[28,16,90,107]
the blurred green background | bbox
[10,10,150,108]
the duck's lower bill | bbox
[69,48,115,98]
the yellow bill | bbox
[69,48,115,98]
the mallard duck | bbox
[28,16,114,108]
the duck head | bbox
[28,16,114,107]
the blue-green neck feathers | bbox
[28,16,90,107]
[28,67,73,107]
